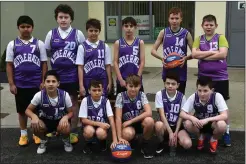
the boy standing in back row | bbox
[192,14,231,146]
[44,4,85,144]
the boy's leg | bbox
[177,81,186,95]
[141,117,155,159]
[209,121,227,154]
[213,80,231,147]
[57,120,73,153]
[178,129,192,149]
[95,127,108,151]
[82,125,96,154]
[154,121,166,154]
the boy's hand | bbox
[191,117,203,129]
[99,122,110,130]
[59,116,69,130]
[119,80,126,87]
[162,58,168,68]
[110,140,118,150]
[39,83,44,90]
[169,132,175,147]
[79,86,86,97]
[31,115,41,133]
[122,120,132,128]
[107,83,112,93]
[118,138,130,145]
[199,118,209,126]
[10,84,17,95]
[179,56,187,68]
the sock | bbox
[210,136,217,142]
[226,125,230,134]
[20,129,27,136]
[157,135,164,143]
[199,134,204,140]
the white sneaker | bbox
[37,140,47,154]
[63,138,73,152]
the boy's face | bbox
[89,85,103,101]
[56,12,72,30]
[122,23,136,37]
[87,27,100,41]
[202,21,217,36]
[168,13,182,28]
[126,83,141,97]
[164,78,179,94]
[18,23,33,38]
[197,85,213,102]
[44,75,60,93]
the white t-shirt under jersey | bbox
[78,96,113,118]
[6,37,48,62]
[75,39,112,65]
[44,26,85,50]
[31,91,72,108]
[182,92,228,113]
[155,90,186,109]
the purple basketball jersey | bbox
[50,28,79,83]
[87,95,108,123]
[193,92,219,119]
[162,27,188,81]
[82,40,108,96]
[13,38,41,88]
[38,88,67,120]
[117,37,141,82]
[198,34,228,81]
[161,89,183,126]
[122,91,143,121]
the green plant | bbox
[0,49,6,72]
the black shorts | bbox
[213,80,230,100]
[200,122,214,135]
[15,87,40,114]
[177,81,186,95]
[59,82,79,96]
[131,122,143,134]
[40,118,61,133]
[116,83,144,95]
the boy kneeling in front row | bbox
[25,70,73,154]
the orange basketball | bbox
[112,144,132,162]
[164,52,182,69]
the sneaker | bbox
[19,135,28,146]
[83,143,92,154]
[169,146,176,157]
[33,134,41,144]
[141,148,154,159]
[99,140,107,152]
[70,133,79,144]
[156,142,164,154]
[197,139,204,150]
[62,138,73,152]
[37,140,47,154]
[223,133,231,147]
[209,140,218,154]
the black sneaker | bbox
[141,140,153,159]
[156,142,164,154]
[169,146,176,157]
[99,140,107,152]
[83,143,92,154]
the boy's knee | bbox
[143,117,154,129]
[122,128,135,141]
[96,128,107,140]
[83,126,95,139]
[182,139,192,149]
[184,120,193,130]
[155,121,164,132]
[215,121,227,133]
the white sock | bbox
[20,129,27,136]
[210,136,217,142]
[199,134,204,140]
[226,125,230,134]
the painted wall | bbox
[88,1,227,68]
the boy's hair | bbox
[17,15,34,27]
[89,80,103,89]
[86,18,101,31]
[202,14,217,25]
[164,71,180,83]
[169,7,183,18]
[54,4,74,21]
[44,70,60,82]
[122,17,137,26]
[126,74,141,87]
[196,76,213,89]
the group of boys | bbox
[5,3,231,159]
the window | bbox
[105,1,195,42]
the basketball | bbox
[111,144,132,162]
[164,52,183,69]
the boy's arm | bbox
[115,93,124,140]
[186,32,193,60]
[137,40,145,76]
[105,44,112,89]
[174,117,183,133]
[113,40,124,83]
[191,36,217,59]
[6,41,16,94]
[106,100,117,142]
[77,30,86,44]
[25,92,41,120]
[76,45,85,95]
[151,29,164,61]
[38,40,48,88]
[64,93,74,120]
[179,94,196,121]
[158,108,173,135]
